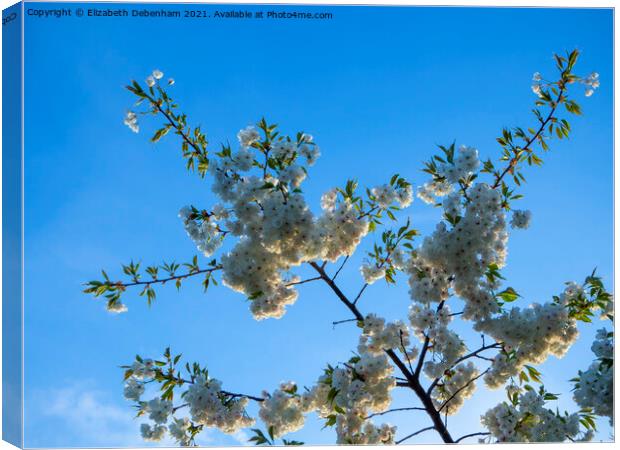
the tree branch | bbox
[331,255,349,281]
[366,406,425,419]
[332,318,358,327]
[491,85,566,190]
[437,368,490,414]
[286,276,322,287]
[115,266,221,288]
[427,343,501,395]
[455,432,491,443]
[395,426,435,444]
[309,261,454,443]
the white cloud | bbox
[25,380,241,448]
[28,380,168,447]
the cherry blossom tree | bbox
[85,50,613,445]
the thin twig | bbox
[437,369,490,413]
[427,343,501,395]
[113,266,222,288]
[396,426,435,444]
[366,407,425,419]
[221,390,265,403]
[455,432,491,443]
[352,283,370,305]
[286,276,322,287]
[331,255,349,281]
[491,85,566,189]
[332,318,358,327]
[400,330,414,374]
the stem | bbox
[114,266,221,288]
[331,255,349,281]
[395,426,436,444]
[455,432,491,443]
[147,93,203,156]
[437,368,489,414]
[366,406,425,419]
[286,276,322,287]
[491,84,566,190]
[332,318,358,327]
[222,390,265,403]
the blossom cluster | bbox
[510,209,532,229]
[111,58,611,445]
[573,328,614,424]
[475,287,579,388]
[176,124,411,320]
[360,314,411,356]
[409,303,465,379]
[184,375,254,432]
[432,362,479,415]
[583,72,600,97]
[179,206,224,257]
[258,383,311,438]
[411,181,508,322]
[481,390,589,442]
[255,328,400,444]
[122,357,254,445]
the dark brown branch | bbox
[395,426,436,444]
[222,390,265,403]
[286,276,322,287]
[332,318,358,327]
[455,432,491,443]
[331,255,349,281]
[414,335,431,378]
[352,283,370,305]
[400,330,414,374]
[172,402,189,413]
[366,406,425,419]
[309,262,363,322]
[309,261,454,443]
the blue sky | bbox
[20,2,613,447]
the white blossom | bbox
[237,126,261,148]
[510,209,532,229]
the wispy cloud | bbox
[27,380,169,447]
[25,380,242,448]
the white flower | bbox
[510,209,532,229]
[320,188,338,211]
[107,301,127,313]
[152,69,164,80]
[237,126,261,148]
[396,185,413,208]
[123,379,144,401]
[146,75,156,87]
[123,111,139,133]
[146,398,173,424]
[140,423,166,442]
[360,264,386,285]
